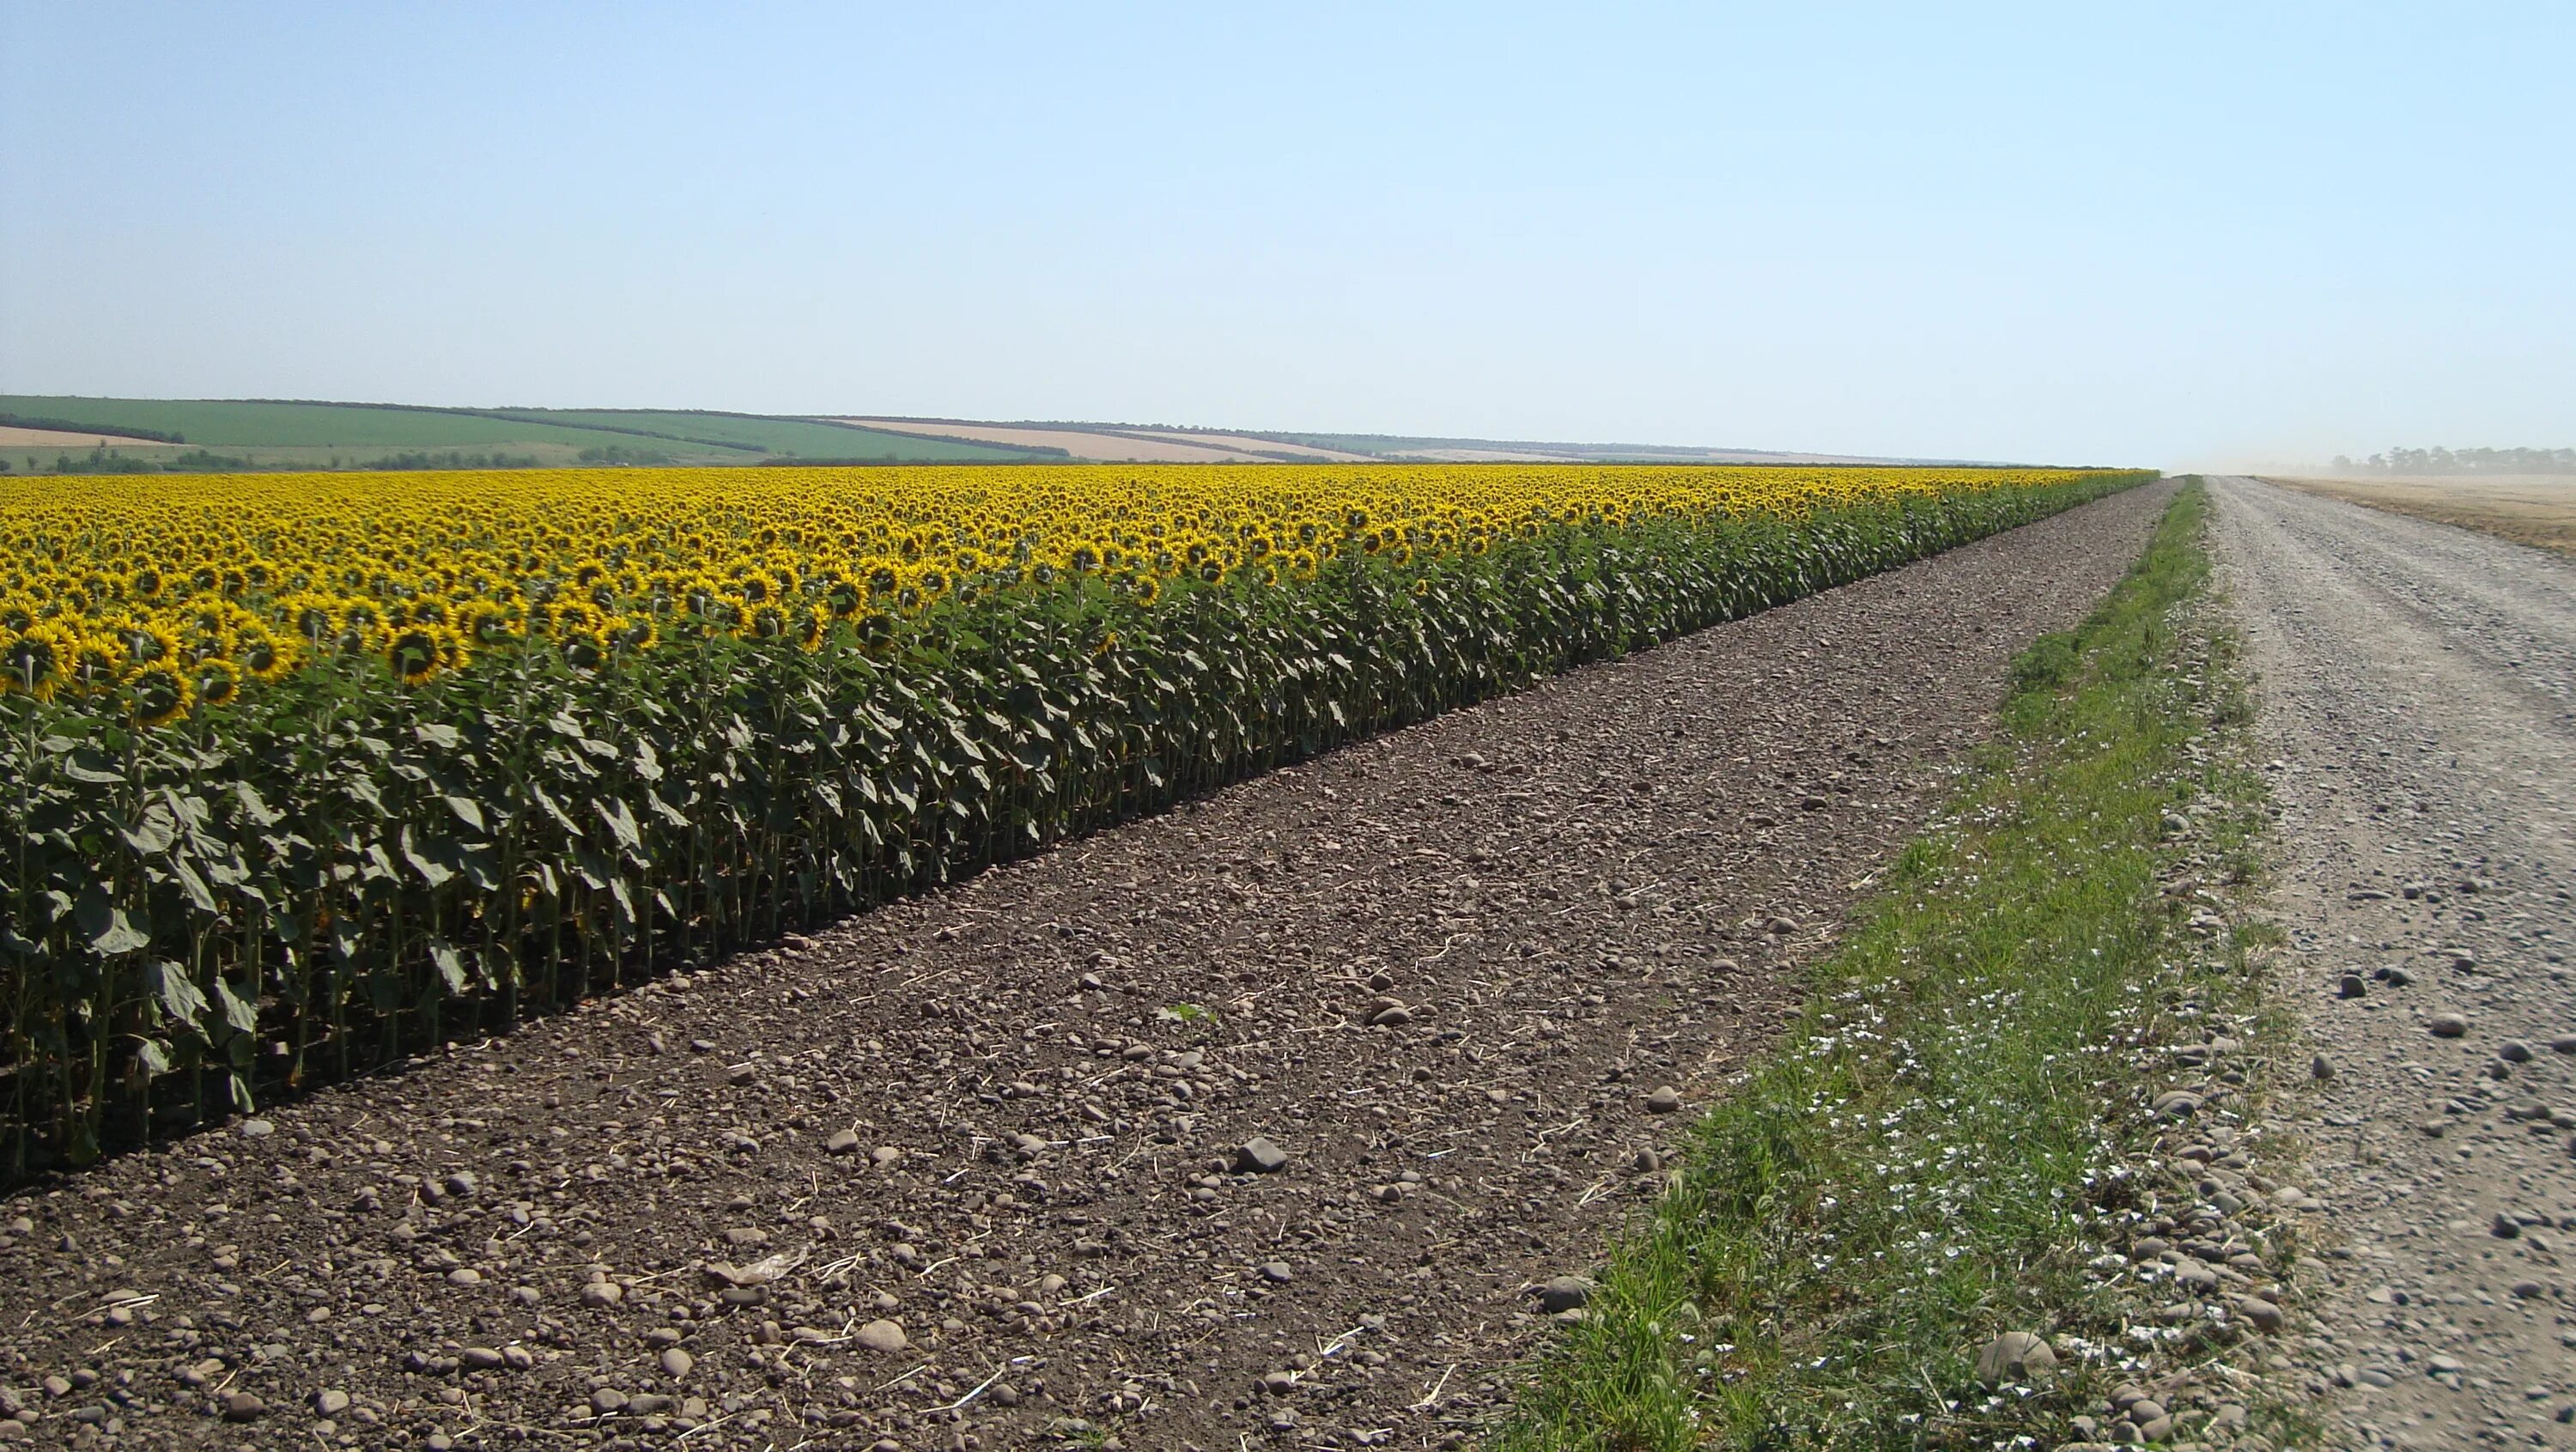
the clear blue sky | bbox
[3,3,2570,468]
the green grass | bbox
[1489,482,2273,1451]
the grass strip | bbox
[1490,480,2270,1450]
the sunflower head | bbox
[234,626,296,683]
[607,614,658,655]
[385,623,459,687]
[191,659,242,708]
[559,626,607,671]
[69,635,121,693]
[124,663,194,728]
[119,620,182,668]
[1,623,73,700]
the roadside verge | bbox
[1492,482,2318,1450]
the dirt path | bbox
[0,483,2174,1451]
[2208,477,2576,1449]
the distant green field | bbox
[2,397,609,449]
[0,397,1044,469]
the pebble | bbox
[1535,1276,1593,1313]
[459,1347,505,1370]
[1260,1261,1295,1284]
[1643,1085,1682,1115]
[2499,1039,2534,1063]
[221,1391,264,1421]
[1235,1137,1290,1174]
[2312,1054,2336,1080]
[313,1389,350,1417]
[659,1347,693,1378]
[2238,1296,2285,1331]
[446,1267,482,1285]
[2429,1012,2469,1038]
[580,1280,624,1308]
[853,1319,908,1353]
[591,1388,629,1415]
[2150,1090,2204,1117]
[1973,1331,2057,1384]
[2337,973,2366,999]
[825,1129,861,1155]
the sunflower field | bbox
[0,462,2146,1170]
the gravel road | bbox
[2209,477,2576,1450]
[0,483,2173,1451]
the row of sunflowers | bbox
[0,463,2149,1171]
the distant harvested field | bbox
[2267,474,2576,556]
[839,419,1263,462]
[0,424,178,449]
[1389,447,1577,462]
[1149,430,1376,461]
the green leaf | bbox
[121,808,178,855]
[415,722,463,749]
[93,907,152,957]
[212,976,259,1034]
[398,826,457,888]
[149,959,210,1029]
[429,940,468,994]
[443,795,486,831]
[232,781,284,827]
[596,798,643,854]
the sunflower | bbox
[792,604,827,653]
[606,614,658,655]
[384,623,460,686]
[68,634,122,694]
[118,619,184,668]
[457,599,519,647]
[124,663,194,727]
[233,626,296,683]
[558,623,609,671]
[282,592,341,643]
[0,623,75,700]
[191,658,243,708]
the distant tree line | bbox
[364,450,542,471]
[576,444,677,465]
[2332,447,2576,475]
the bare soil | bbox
[2211,477,2576,1449]
[0,483,2174,1451]
[2266,475,2576,559]
[0,426,176,450]
[835,422,1262,465]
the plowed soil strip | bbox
[0,483,2173,1451]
